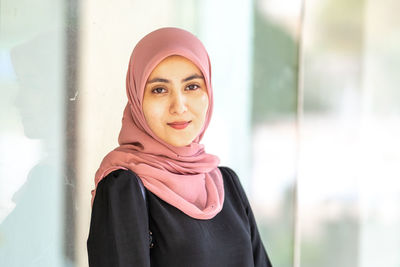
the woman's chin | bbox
[163,136,194,147]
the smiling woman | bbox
[87,27,272,267]
[143,55,209,147]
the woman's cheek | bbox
[144,99,163,126]
[150,103,165,121]
[197,93,209,117]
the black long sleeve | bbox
[87,169,150,267]
[87,167,273,267]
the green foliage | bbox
[251,9,298,124]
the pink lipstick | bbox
[167,120,191,129]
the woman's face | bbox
[143,55,209,147]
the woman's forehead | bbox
[147,55,203,80]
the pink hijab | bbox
[91,27,224,220]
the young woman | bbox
[87,27,273,267]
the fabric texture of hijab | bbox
[91,27,224,220]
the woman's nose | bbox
[169,92,187,115]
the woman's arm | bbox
[87,169,150,267]
[221,166,273,267]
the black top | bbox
[87,166,273,267]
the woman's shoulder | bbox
[97,168,143,194]
[94,169,147,208]
[218,166,241,186]
[218,166,238,178]
[100,168,138,182]
[218,166,250,205]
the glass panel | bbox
[251,0,302,266]
[299,0,400,266]
[359,0,400,266]
[0,0,68,266]
[300,0,365,266]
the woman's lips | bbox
[167,120,191,130]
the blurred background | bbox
[1,0,399,266]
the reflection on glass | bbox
[0,0,68,266]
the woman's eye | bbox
[152,87,166,94]
[186,84,199,91]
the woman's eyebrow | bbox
[147,77,170,84]
[146,74,204,84]
[182,74,204,82]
